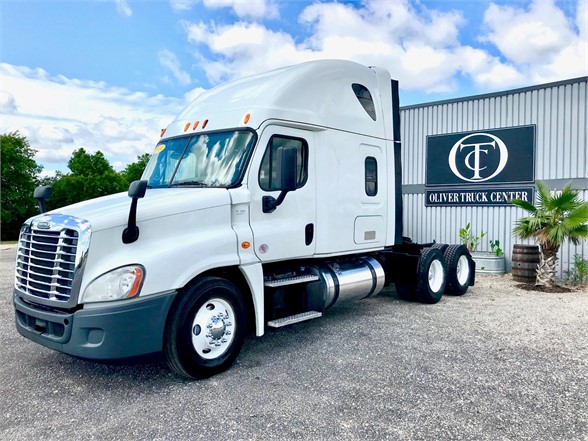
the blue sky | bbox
[1,0,586,175]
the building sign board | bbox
[425,187,535,207]
[426,126,535,187]
[424,125,535,206]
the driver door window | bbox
[259,135,308,191]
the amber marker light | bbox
[126,267,144,299]
[202,119,209,129]
[193,121,200,130]
[184,122,190,132]
[241,241,251,249]
[160,128,166,137]
[244,113,251,124]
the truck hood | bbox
[47,188,231,232]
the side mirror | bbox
[33,185,52,214]
[128,179,148,199]
[122,180,148,244]
[263,146,298,213]
[277,146,298,192]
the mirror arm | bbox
[37,199,47,215]
[122,180,147,244]
[262,145,298,213]
[122,198,140,244]
[262,190,289,213]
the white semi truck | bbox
[14,60,474,379]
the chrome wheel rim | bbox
[191,298,235,360]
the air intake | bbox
[14,215,91,308]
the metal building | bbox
[400,76,587,277]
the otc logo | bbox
[448,133,508,183]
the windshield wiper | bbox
[170,181,208,187]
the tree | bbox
[48,148,128,210]
[122,153,150,184]
[1,132,43,241]
[511,181,588,287]
[68,148,113,176]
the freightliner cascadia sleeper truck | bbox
[13,60,475,379]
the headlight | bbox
[83,266,145,303]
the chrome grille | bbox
[16,227,78,302]
[14,215,91,307]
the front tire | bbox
[164,277,247,380]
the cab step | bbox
[264,274,319,288]
[267,311,322,328]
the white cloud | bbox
[0,91,18,113]
[171,0,277,19]
[182,1,482,92]
[481,0,573,64]
[159,49,192,86]
[170,0,198,12]
[184,21,313,84]
[40,169,59,179]
[116,0,132,17]
[300,1,463,49]
[203,0,278,20]
[183,0,587,94]
[480,0,587,82]
[578,0,588,38]
[0,63,183,171]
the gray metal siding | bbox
[400,78,587,277]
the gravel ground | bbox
[1,243,587,440]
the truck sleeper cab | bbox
[13,60,474,379]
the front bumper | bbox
[14,291,177,360]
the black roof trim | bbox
[400,76,588,111]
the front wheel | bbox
[164,277,247,379]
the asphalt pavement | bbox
[1,244,587,440]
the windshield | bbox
[142,130,256,188]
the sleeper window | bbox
[352,84,377,121]
[365,157,378,196]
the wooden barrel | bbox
[511,245,541,283]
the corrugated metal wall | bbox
[400,77,588,277]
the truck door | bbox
[248,126,316,262]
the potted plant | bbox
[460,224,505,275]
[510,181,588,288]
[459,223,485,252]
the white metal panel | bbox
[164,60,390,141]
[314,130,388,255]
[247,125,317,262]
[401,77,587,277]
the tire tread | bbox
[444,245,471,296]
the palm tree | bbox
[511,181,588,287]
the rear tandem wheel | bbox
[443,244,473,296]
[395,247,447,304]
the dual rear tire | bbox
[444,245,473,296]
[395,244,472,304]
